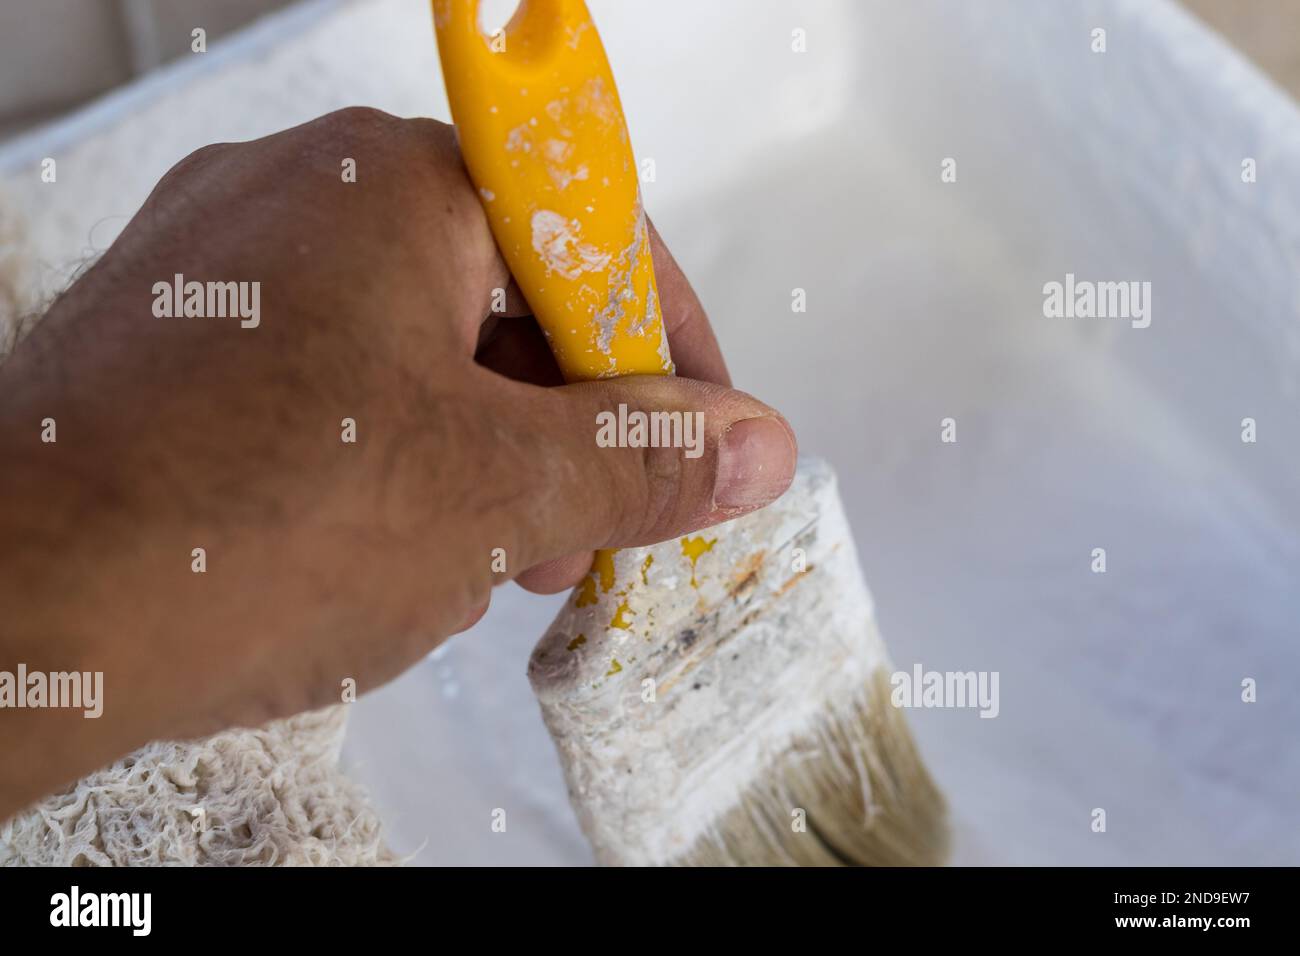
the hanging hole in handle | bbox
[478,0,522,38]
[474,0,570,67]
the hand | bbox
[0,108,797,819]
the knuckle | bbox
[321,105,399,136]
[640,444,688,537]
[402,115,458,149]
[616,442,684,542]
[160,142,230,185]
[585,438,637,543]
[300,107,399,176]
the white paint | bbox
[530,459,883,864]
[529,209,609,281]
[584,206,654,368]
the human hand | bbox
[0,108,796,817]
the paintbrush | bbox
[433,0,948,865]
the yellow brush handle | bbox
[433,0,672,383]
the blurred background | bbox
[0,0,293,138]
[2,0,1299,139]
[1,0,1298,866]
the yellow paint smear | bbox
[680,535,716,588]
[575,549,618,609]
[593,548,617,593]
[566,633,587,652]
[610,600,633,630]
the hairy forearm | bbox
[0,286,486,823]
[0,422,139,820]
[0,298,217,819]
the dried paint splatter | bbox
[531,210,610,281]
[680,536,716,588]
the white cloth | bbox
[1,707,394,866]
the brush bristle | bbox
[670,667,949,866]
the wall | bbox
[0,0,295,138]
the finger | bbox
[471,216,730,386]
[452,596,491,633]
[515,551,596,594]
[495,375,797,570]
[648,218,731,387]
[476,278,533,325]
[475,315,565,386]
[497,222,740,587]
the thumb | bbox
[505,375,798,569]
